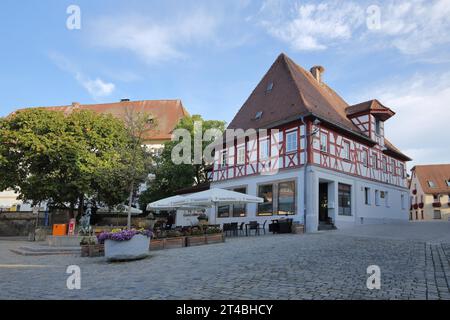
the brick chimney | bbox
[310,65,325,83]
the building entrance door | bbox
[319,183,329,222]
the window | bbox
[364,187,371,205]
[375,118,381,135]
[255,111,263,120]
[232,187,247,217]
[342,141,350,160]
[382,156,387,173]
[338,183,352,216]
[237,147,245,165]
[320,132,328,152]
[391,159,395,174]
[400,163,405,178]
[433,210,442,220]
[375,190,380,206]
[221,151,227,167]
[362,149,368,167]
[259,139,269,160]
[445,180,450,187]
[217,205,230,218]
[372,153,377,168]
[286,132,298,153]
[428,180,436,188]
[266,82,274,93]
[277,181,295,215]
[258,184,273,216]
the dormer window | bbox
[428,180,436,188]
[375,118,381,135]
[266,82,273,93]
[255,111,263,120]
[446,180,450,187]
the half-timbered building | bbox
[211,53,411,232]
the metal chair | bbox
[247,221,259,236]
[230,222,238,236]
[257,220,267,235]
[238,222,245,236]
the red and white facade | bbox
[209,54,411,232]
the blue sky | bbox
[1,0,450,169]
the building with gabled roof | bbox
[211,53,411,232]
[409,164,450,221]
[1,99,189,213]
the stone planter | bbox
[206,233,225,244]
[104,234,150,262]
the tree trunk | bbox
[127,182,134,229]
[69,202,75,219]
[77,194,84,219]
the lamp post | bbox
[300,117,321,233]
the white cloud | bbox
[49,52,115,99]
[256,0,450,56]
[90,10,218,64]
[354,72,450,169]
[75,73,115,98]
[258,1,364,51]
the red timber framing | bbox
[212,120,306,182]
[310,121,406,188]
[212,119,407,188]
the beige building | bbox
[409,164,450,221]
[0,99,189,212]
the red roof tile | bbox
[12,100,189,142]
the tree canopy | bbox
[139,114,225,208]
[0,108,149,217]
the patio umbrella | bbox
[147,195,208,211]
[172,188,264,225]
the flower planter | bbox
[150,239,165,251]
[412,189,417,195]
[418,203,424,209]
[206,233,225,244]
[164,236,187,249]
[104,234,150,262]
[413,204,418,210]
[186,235,207,247]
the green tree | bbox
[0,109,137,218]
[139,114,225,209]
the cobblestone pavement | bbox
[1,224,450,300]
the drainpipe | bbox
[300,116,308,232]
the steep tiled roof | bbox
[12,100,189,141]
[384,139,412,161]
[412,164,450,195]
[228,53,361,134]
[228,53,409,160]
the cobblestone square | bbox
[1,222,449,300]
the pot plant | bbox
[97,228,152,262]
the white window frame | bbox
[286,131,298,153]
[237,147,245,165]
[375,190,380,206]
[221,150,227,167]
[259,139,269,160]
[362,149,368,167]
[342,141,350,160]
[320,132,328,153]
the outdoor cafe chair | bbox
[246,221,259,236]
